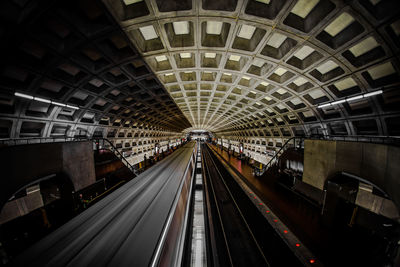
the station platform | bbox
[208,144,326,254]
[208,143,387,266]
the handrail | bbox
[252,134,400,177]
[0,136,139,176]
[0,136,89,146]
[95,138,138,176]
[253,137,304,177]
[308,134,400,145]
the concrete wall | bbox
[0,141,96,209]
[303,139,400,210]
[356,185,399,220]
[0,189,43,224]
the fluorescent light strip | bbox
[331,99,346,105]
[364,90,383,97]
[34,97,51,103]
[66,104,80,110]
[52,101,66,107]
[15,92,33,100]
[346,95,364,102]
[317,89,383,108]
[15,92,79,109]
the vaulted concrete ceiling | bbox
[103,0,400,137]
[0,0,399,140]
[0,0,191,139]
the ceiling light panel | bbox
[276,88,287,94]
[173,21,190,35]
[267,33,287,48]
[123,0,143,5]
[155,55,167,62]
[206,21,223,35]
[334,77,357,91]
[316,60,338,74]
[274,67,287,76]
[252,59,264,67]
[293,77,308,86]
[255,0,271,3]
[139,25,158,40]
[293,46,315,60]
[349,37,379,57]
[229,55,241,61]
[180,52,191,58]
[367,62,396,80]
[291,0,319,18]
[324,12,355,37]
[205,52,216,58]
[309,89,325,99]
[237,25,256,39]
[303,111,314,117]
[291,98,302,105]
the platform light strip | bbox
[317,90,383,108]
[15,92,79,109]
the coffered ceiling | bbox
[104,0,400,137]
[0,0,400,140]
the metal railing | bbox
[308,134,400,146]
[252,134,400,176]
[0,136,89,146]
[253,137,304,177]
[94,138,138,176]
[0,136,139,176]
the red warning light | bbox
[295,243,300,247]
[259,203,263,205]
[283,230,288,234]
[273,219,278,222]
[310,259,315,264]
[266,210,270,213]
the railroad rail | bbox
[202,144,303,267]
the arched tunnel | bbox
[0,0,400,266]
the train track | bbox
[202,144,303,267]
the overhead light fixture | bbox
[139,25,158,40]
[330,99,346,105]
[34,97,51,103]
[204,52,216,58]
[206,21,223,35]
[180,52,191,58]
[15,92,33,100]
[318,103,331,108]
[364,90,383,97]
[52,101,66,107]
[14,92,79,110]
[172,21,190,35]
[66,104,80,110]
[237,25,256,40]
[317,89,383,108]
[155,55,167,62]
[229,55,241,61]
